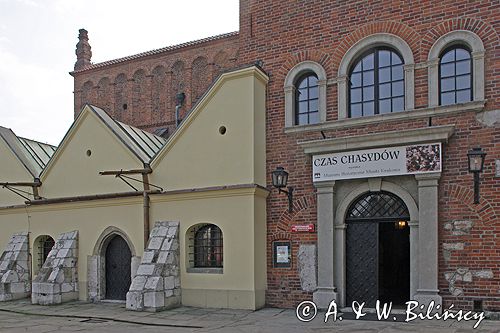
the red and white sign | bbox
[291,224,315,232]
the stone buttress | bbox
[0,232,30,301]
[126,221,180,311]
[32,231,78,305]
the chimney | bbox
[74,29,92,71]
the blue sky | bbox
[0,0,239,145]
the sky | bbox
[0,0,239,146]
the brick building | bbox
[70,0,499,312]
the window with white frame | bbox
[439,46,473,105]
[337,33,415,119]
[284,61,327,127]
[427,30,485,107]
[348,47,405,117]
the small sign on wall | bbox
[291,224,315,232]
[496,160,500,177]
[273,241,291,268]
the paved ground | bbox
[0,299,498,333]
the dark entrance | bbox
[105,235,131,300]
[346,191,410,307]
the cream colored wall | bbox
[40,111,143,199]
[0,190,265,307]
[151,68,268,190]
[253,75,267,188]
[0,139,35,206]
[150,189,257,290]
[0,67,269,309]
[0,198,144,300]
[150,187,267,309]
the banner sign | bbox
[291,224,315,233]
[313,143,442,182]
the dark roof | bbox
[71,31,239,74]
[0,126,57,177]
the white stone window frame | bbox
[284,61,327,128]
[337,33,415,119]
[427,30,485,107]
[186,223,223,274]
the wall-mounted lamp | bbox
[467,147,487,204]
[271,167,294,213]
[395,220,407,230]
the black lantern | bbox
[467,147,487,204]
[271,167,294,212]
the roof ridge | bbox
[17,136,57,149]
[71,31,239,74]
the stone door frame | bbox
[313,176,442,309]
[87,227,140,302]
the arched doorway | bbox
[345,191,410,307]
[104,235,131,300]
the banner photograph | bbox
[313,143,442,182]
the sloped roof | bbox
[89,105,167,162]
[71,31,239,74]
[0,126,57,177]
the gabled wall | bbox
[40,110,144,199]
[0,138,35,206]
[151,67,268,190]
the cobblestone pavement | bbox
[0,299,498,332]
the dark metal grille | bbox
[105,235,131,300]
[439,46,472,106]
[346,191,410,221]
[38,236,55,268]
[295,73,319,125]
[194,224,223,268]
[346,222,378,307]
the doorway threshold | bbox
[100,299,126,304]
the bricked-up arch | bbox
[132,69,147,125]
[152,65,168,124]
[191,56,209,103]
[275,193,316,233]
[171,61,185,111]
[81,80,94,111]
[97,77,111,114]
[114,73,128,121]
[213,51,230,79]
[443,183,498,225]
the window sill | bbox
[187,267,223,274]
[284,100,485,134]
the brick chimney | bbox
[74,29,92,70]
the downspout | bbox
[142,163,152,249]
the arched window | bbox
[439,46,472,106]
[284,61,327,128]
[349,48,405,118]
[194,224,223,268]
[427,30,485,107]
[35,235,55,270]
[295,73,319,125]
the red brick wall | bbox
[238,0,500,310]
[72,34,239,135]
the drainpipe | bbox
[175,92,185,127]
[142,163,152,249]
